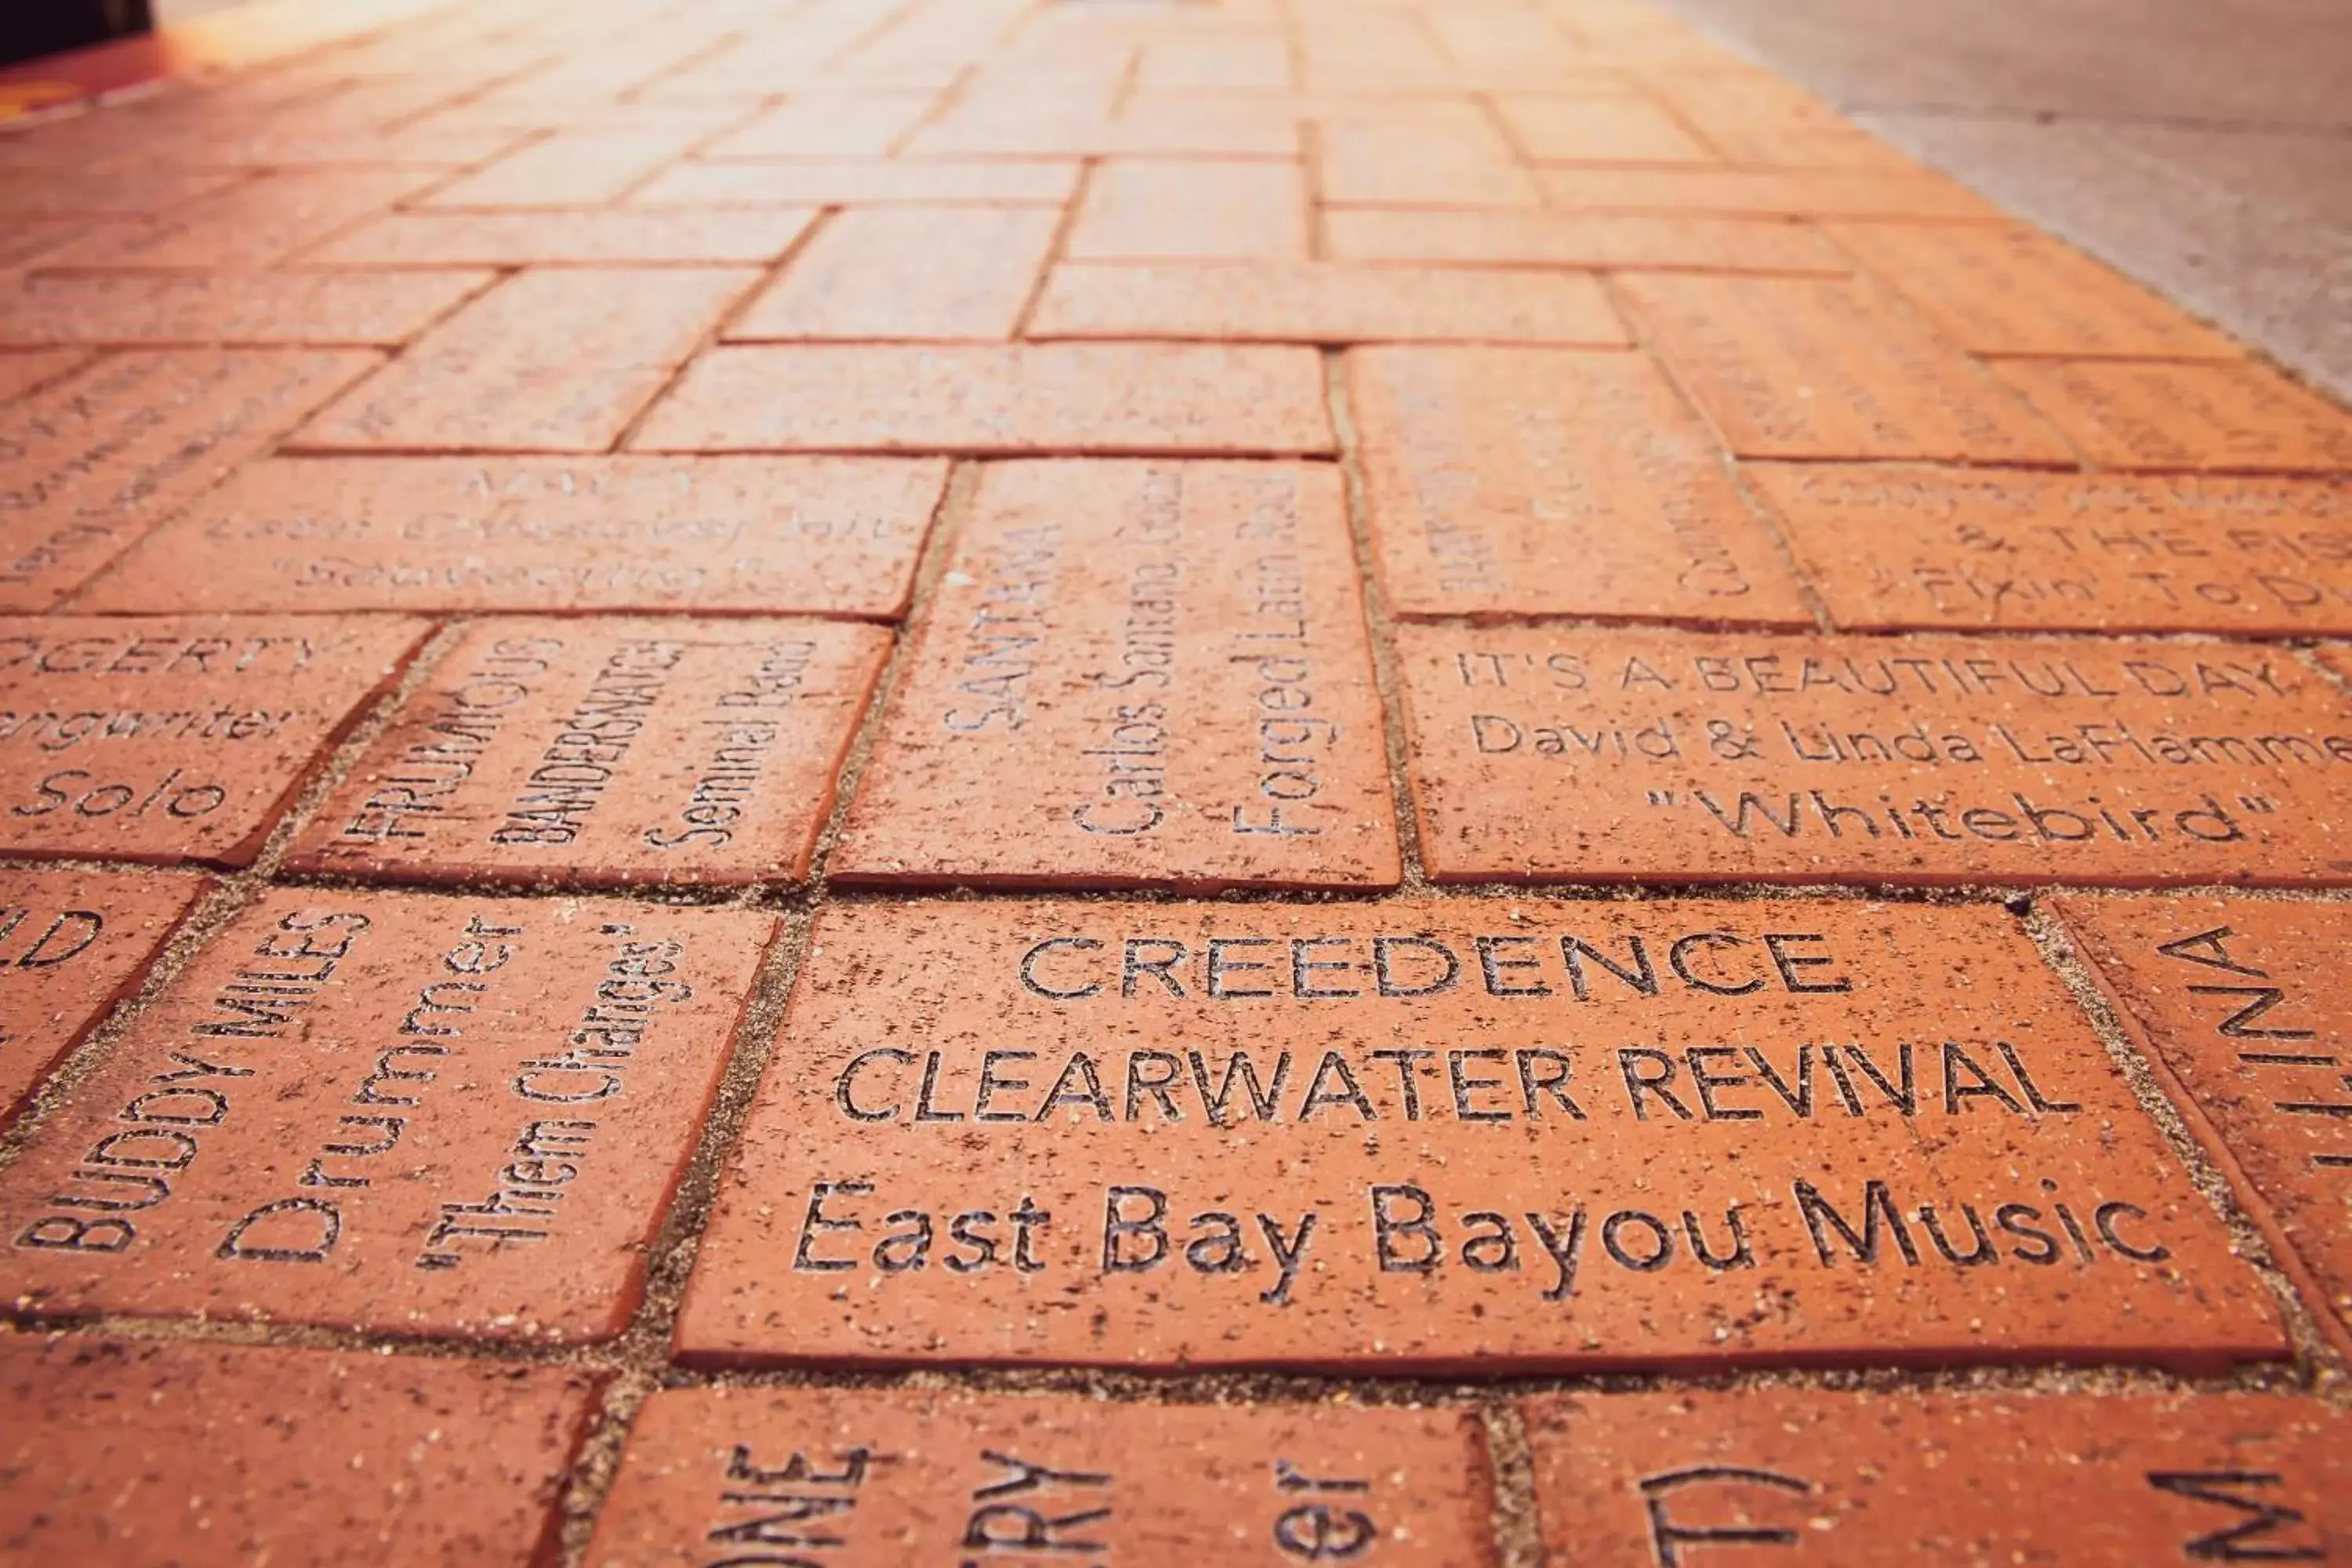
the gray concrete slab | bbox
[1661,0,2352,401]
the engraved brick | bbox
[589,1387,1494,1565]
[1989,359,2352,474]
[1322,209,1842,272]
[1351,347,1811,624]
[0,220,85,268]
[79,456,946,617]
[1524,1389,2349,1564]
[296,268,755,452]
[631,344,1334,456]
[1494,92,1715,163]
[1823,223,2241,358]
[0,1338,597,1565]
[0,270,491,348]
[0,350,377,612]
[729,208,1061,341]
[34,170,432,269]
[1396,622,2352,885]
[674,896,2278,1370]
[1617,275,2072,463]
[0,887,774,1339]
[2053,895,2352,1353]
[628,157,1080,207]
[0,349,86,405]
[1537,167,2003,220]
[0,615,428,866]
[1031,262,1631,346]
[833,460,1396,889]
[289,618,890,887]
[1069,161,1310,260]
[308,207,822,266]
[1752,465,2352,634]
[0,869,203,1123]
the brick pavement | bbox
[2,0,2351,1562]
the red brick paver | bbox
[295,267,755,452]
[1396,623,2352,886]
[1752,466,2352,634]
[835,459,1396,888]
[289,618,888,886]
[0,616,427,865]
[1616,274,2074,463]
[1,350,379,611]
[1350,347,1813,623]
[0,1338,597,1566]
[2053,896,2352,1355]
[677,897,2278,1371]
[0,887,773,1340]
[82,455,947,617]
[590,1388,1494,1564]
[1525,1389,2350,1563]
[0,869,204,1124]
[5,0,2352,1555]
[0,269,492,347]
[633,343,1334,456]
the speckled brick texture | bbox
[4,0,2352,1558]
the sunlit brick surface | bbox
[3,0,2350,1558]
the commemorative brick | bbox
[1523,1388,2349,1564]
[1754,465,2352,634]
[1616,274,2072,463]
[0,350,379,612]
[287,618,891,887]
[1349,347,1812,624]
[587,1386,1494,1566]
[0,887,774,1340]
[2053,895,2352,1352]
[1990,358,2352,474]
[673,896,2278,1371]
[0,1337,597,1566]
[831,459,1398,890]
[0,350,85,405]
[79,456,946,618]
[1396,622,2352,886]
[1821,222,2241,359]
[0,615,428,866]
[0,869,204,1123]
